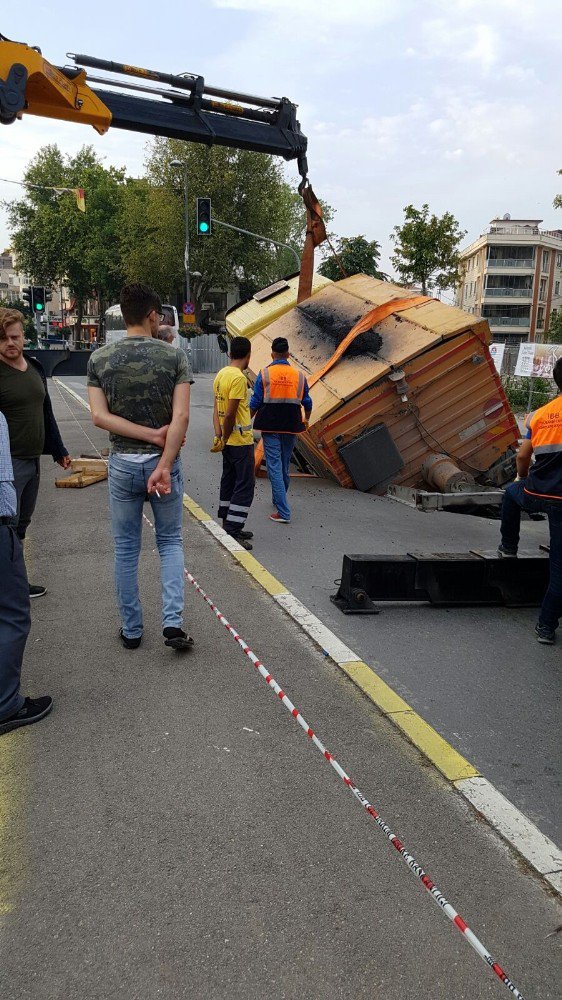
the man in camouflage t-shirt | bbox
[87,283,193,651]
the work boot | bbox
[0,696,53,735]
[237,537,253,550]
[535,624,555,645]
[163,627,194,650]
[222,520,253,539]
[497,544,517,558]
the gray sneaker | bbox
[535,624,556,645]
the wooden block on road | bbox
[55,470,107,489]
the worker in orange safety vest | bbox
[250,337,312,524]
[498,356,562,645]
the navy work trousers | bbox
[500,480,562,633]
[218,444,255,537]
[0,525,30,721]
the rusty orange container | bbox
[225,274,519,491]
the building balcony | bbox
[487,259,535,268]
[486,316,530,328]
[484,287,532,298]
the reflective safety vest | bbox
[524,395,562,500]
[253,363,307,434]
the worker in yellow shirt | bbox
[212,337,255,550]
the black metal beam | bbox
[92,88,307,161]
[331,552,550,613]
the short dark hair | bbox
[230,336,251,360]
[119,283,162,327]
[554,357,562,391]
[271,336,289,355]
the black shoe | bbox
[163,627,194,650]
[497,545,517,558]
[222,521,253,540]
[237,537,253,550]
[535,624,556,645]
[119,628,142,649]
[29,584,47,598]
[0,696,53,735]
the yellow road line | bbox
[182,495,213,522]
[231,551,288,597]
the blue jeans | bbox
[262,434,296,521]
[500,480,562,633]
[108,455,185,639]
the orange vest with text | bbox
[253,363,306,434]
[524,395,562,500]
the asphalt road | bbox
[58,375,561,844]
[0,386,560,1000]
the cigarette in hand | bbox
[155,489,161,499]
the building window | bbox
[539,277,547,300]
[555,281,561,296]
[556,253,562,268]
[541,250,550,273]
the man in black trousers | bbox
[0,410,52,735]
[0,307,71,598]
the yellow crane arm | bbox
[0,39,112,132]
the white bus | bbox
[104,303,182,347]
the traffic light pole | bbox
[211,218,301,271]
[171,160,190,310]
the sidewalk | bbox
[1,390,559,1000]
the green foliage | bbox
[318,235,387,282]
[390,204,466,294]
[5,140,334,330]
[502,376,552,412]
[546,309,562,344]
[5,145,127,327]
[554,169,562,210]
[123,139,333,320]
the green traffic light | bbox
[36,303,44,311]
[199,221,209,233]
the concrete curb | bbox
[54,380,562,897]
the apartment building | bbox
[0,248,23,304]
[456,216,562,343]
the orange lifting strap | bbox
[254,295,432,475]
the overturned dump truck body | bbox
[225,274,519,492]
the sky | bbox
[1,0,561,280]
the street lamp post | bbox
[170,160,190,312]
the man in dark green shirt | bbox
[0,308,71,598]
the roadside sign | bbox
[182,313,196,325]
[489,343,505,374]
[183,302,195,315]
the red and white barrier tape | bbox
[55,380,526,998]
[184,569,526,1000]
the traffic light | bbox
[21,286,32,312]
[45,288,53,304]
[196,197,212,235]
[33,286,46,312]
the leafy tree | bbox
[318,235,387,282]
[122,139,332,325]
[546,309,562,344]
[390,204,466,295]
[554,169,562,210]
[6,145,127,338]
